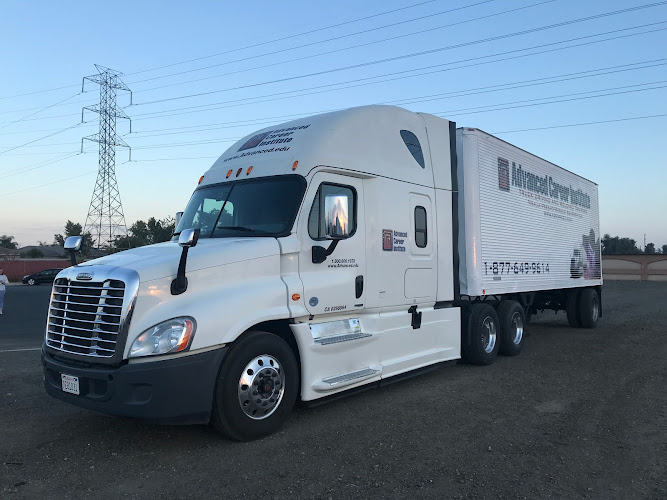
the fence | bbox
[602,255,667,281]
[0,259,70,282]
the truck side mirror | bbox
[175,211,183,227]
[64,236,83,266]
[172,228,200,295]
[178,228,199,248]
[312,194,351,264]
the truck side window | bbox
[400,130,425,168]
[308,183,356,240]
[415,206,427,248]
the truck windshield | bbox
[174,175,306,239]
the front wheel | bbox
[27,278,36,286]
[211,331,298,441]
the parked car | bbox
[23,269,62,286]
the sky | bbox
[0,0,665,248]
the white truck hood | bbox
[78,238,281,283]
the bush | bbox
[20,248,45,259]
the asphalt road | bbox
[0,285,51,351]
[1,281,666,499]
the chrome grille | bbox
[46,278,125,358]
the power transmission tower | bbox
[81,64,132,250]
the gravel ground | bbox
[0,281,665,499]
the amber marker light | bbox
[198,175,205,184]
[247,166,253,175]
[292,160,298,171]
[175,319,196,352]
[291,293,301,301]
[226,169,232,178]
[236,168,242,177]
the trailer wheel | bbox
[462,303,500,366]
[211,331,298,441]
[497,300,525,356]
[578,288,600,329]
[566,289,581,328]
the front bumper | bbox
[42,345,227,424]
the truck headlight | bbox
[129,317,196,358]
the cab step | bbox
[314,332,372,345]
[312,366,382,392]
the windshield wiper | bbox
[216,226,255,232]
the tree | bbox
[114,216,176,249]
[644,243,656,254]
[54,221,94,255]
[0,235,18,249]
[662,244,667,255]
[601,234,642,255]
[21,248,44,258]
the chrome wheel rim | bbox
[481,316,497,353]
[592,296,599,322]
[511,311,524,345]
[238,354,285,420]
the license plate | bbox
[61,374,80,395]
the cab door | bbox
[298,172,366,316]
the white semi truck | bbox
[42,105,602,440]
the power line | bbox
[126,57,667,128]
[4,113,666,198]
[0,124,96,136]
[0,93,82,130]
[4,78,663,181]
[8,80,665,168]
[0,150,87,180]
[131,1,553,94]
[3,20,665,129]
[5,57,660,150]
[0,0,441,101]
[437,82,667,116]
[126,23,667,123]
[1,170,97,197]
[0,84,84,102]
[492,113,667,134]
[125,0,443,77]
[388,60,667,106]
[133,2,667,107]
[0,98,97,116]
[128,0,507,88]
[0,123,82,155]
[0,1,521,114]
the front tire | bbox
[27,278,36,286]
[497,300,526,356]
[211,331,298,441]
[462,303,500,366]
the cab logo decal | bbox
[237,132,272,151]
[235,124,311,152]
[383,229,407,252]
[309,297,319,307]
[382,230,393,251]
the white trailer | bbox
[42,105,602,440]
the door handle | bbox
[355,275,364,299]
